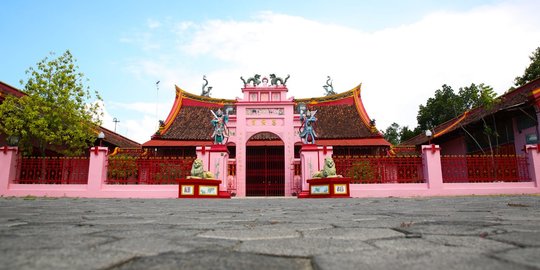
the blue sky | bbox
[1,0,539,143]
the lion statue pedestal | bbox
[178,158,230,199]
[312,157,342,179]
[298,157,350,199]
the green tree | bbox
[458,83,496,110]
[514,46,540,87]
[416,83,496,132]
[416,84,461,132]
[457,83,498,154]
[383,123,417,145]
[414,83,497,152]
[399,126,416,142]
[0,50,102,156]
[476,83,498,153]
[383,122,400,145]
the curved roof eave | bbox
[157,85,237,136]
[293,84,361,104]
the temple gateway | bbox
[143,74,391,197]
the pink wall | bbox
[348,144,540,197]
[514,125,537,155]
[0,139,540,198]
[0,146,18,194]
[1,144,539,199]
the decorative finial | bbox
[323,76,336,96]
[201,75,212,97]
[269,74,290,86]
[240,74,262,87]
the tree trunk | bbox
[460,124,485,154]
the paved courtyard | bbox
[0,195,539,270]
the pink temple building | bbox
[143,75,390,197]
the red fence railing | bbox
[15,157,89,184]
[441,155,530,183]
[107,156,195,184]
[333,156,424,184]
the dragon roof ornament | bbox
[241,74,290,87]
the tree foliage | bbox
[385,83,497,145]
[416,83,496,132]
[416,84,461,132]
[399,126,416,143]
[514,46,540,87]
[383,123,400,145]
[382,122,416,145]
[0,50,102,156]
[459,83,497,110]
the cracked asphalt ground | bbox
[0,195,539,270]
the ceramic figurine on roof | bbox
[240,74,262,87]
[201,75,212,97]
[323,76,336,96]
[269,74,290,86]
[210,107,232,144]
[298,103,318,144]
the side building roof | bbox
[144,84,390,147]
[98,126,141,149]
[0,81,26,101]
[402,78,540,146]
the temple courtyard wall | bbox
[1,145,539,198]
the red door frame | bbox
[246,146,285,196]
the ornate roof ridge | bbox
[155,86,236,138]
[178,85,236,104]
[293,84,360,104]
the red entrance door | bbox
[246,146,284,196]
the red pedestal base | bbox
[297,178,351,198]
[178,179,231,199]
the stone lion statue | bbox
[312,157,342,178]
[188,158,215,179]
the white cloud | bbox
[102,103,159,145]
[121,1,540,138]
[102,100,173,143]
[119,115,157,145]
[174,21,194,32]
[147,18,161,29]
